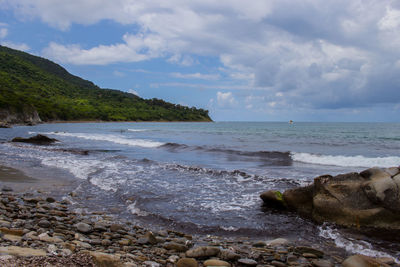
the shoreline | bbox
[0,189,376,267]
[2,120,214,127]
[0,165,398,266]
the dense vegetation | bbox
[0,45,211,122]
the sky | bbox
[1,1,400,122]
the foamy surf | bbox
[291,152,400,168]
[318,224,399,263]
[40,132,164,148]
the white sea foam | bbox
[41,156,102,180]
[127,201,149,216]
[220,226,239,231]
[318,224,399,262]
[42,132,164,148]
[127,129,147,132]
[291,152,400,168]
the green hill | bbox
[0,45,212,123]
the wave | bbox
[292,152,400,168]
[161,142,292,165]
[38,132,164,148]
[319,224,398,262]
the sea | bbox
[0,121,399,260]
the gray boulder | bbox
[261,167,400,230]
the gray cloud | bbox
[3,0,400,111]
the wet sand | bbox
[0,165,76,196]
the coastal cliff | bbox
[0,107,41,125]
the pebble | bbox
[75,222,92,233]
[177,258,198,267]
[186,246,220,258]
[237,258,258,266]
[37,219,51,228]
[203,259,231,266]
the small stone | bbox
[72,240,92,249]
[295,246,324,258]
[186,246,220,258]
[90,251,121,267]
[119,239,131,246]
[102,239,112,246]
[267,238,289,247]
[38,233,63,243]
[177,258,198,267]
[38,219,51,228]
[167,255,180,263]
[303,253,318,258]
[271,261,286,267]
[164,242,189,252]
[47,244,57,254]
[46,197,56,203]
[218,249,240,261]
[253,241,266,247]
[311,259,334,267]
[110,224,125,232]
[59,248,72,256]
[237,258,258,266]
[75,222,92,233]
[203,259,231,267]
[144,261,160,267]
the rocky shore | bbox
[0,187,397,267]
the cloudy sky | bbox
[1,0,400,121]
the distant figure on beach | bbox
[289,120,293,124]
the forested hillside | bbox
[0,45,211,122]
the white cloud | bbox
[113,70,125,77]
[0,28,8,39]
[3,0,400,109]
[170,72,220,80]
[0,41,30,51]
[127,89,139,96]
[216,91,237,108]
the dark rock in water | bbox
[261,167,400,230]
[11,134,58,145]
[260,190,286,209]
[0,122,11,128]
[2,186,13,192]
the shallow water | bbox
[0,122,399,260]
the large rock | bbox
[342,254,390,267]
[12,134,58,145]
[260,190,286,209]
[261,167,400,230]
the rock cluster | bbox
[0,190,397,266]
[261,167,400,230]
